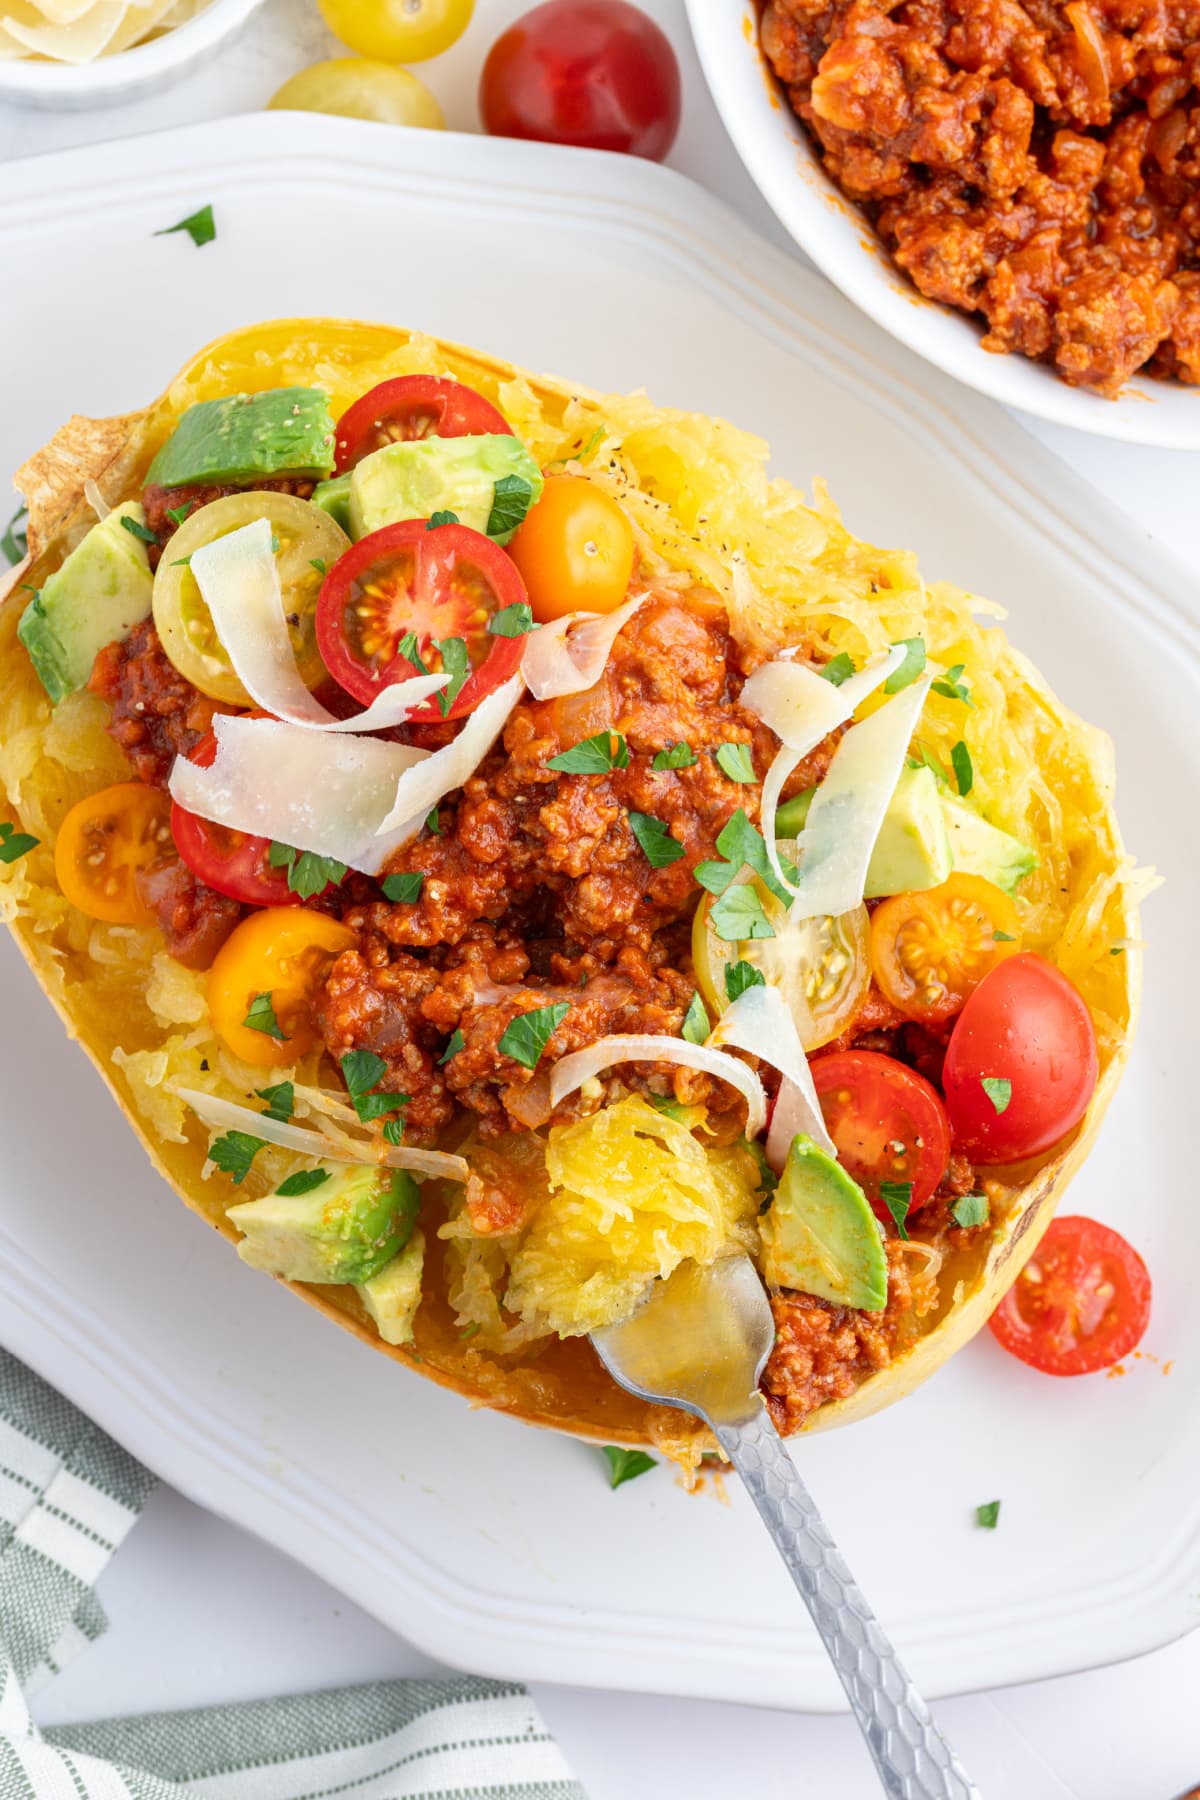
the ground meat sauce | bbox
[90,619,223,785]
[141,477,316,566]
[760,0,1200,393]
[763,1239,917,1431]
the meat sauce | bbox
[761,0,1200,394]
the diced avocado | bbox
[356,1228,425,1346]
[776,765,952,898]
[348,434,543,543]
[760,1134,887,1312]
[17,502,154,704]
[944,796,1037,894]
[228,1164,420,1286]
[312,472,353,536]
[146,388,336,488]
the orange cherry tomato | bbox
[208,908,356,1068]
[54,782,174,926]
[507,474,635,623]
[869,873,1021,1023]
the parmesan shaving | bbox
[549,1034,767,1137]
[521,593,645,699]
[708,983,835,1162]
[174,1088,469,1182]
[374,674,524,837]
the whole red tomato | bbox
[480,0,682,162]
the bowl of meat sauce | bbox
[686,0,1200,445]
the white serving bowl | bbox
[0,0,267,110]
[686,0,1200,447]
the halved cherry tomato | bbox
[333,375,512,474]
[507,474,636,623]
[942,953,1098,1162]
[170,733,298,909]
[870,873,1021,1023]
[812,1049,951,1216]
[208,908,356,1067]
[315,518,527,720]
[989,1216,1151,1375]
[55,783,174,926]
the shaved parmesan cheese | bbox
[549,1034,767,1138]
[175,1089,468,1183]
[374,674,524,838]
[521,593,645,700]
[191,521,449,732]
[787,675,933,922]
[169,714,431,876]
[708,983,834,1163]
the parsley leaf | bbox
[382,871,424,904]
[439,1029,465,1066]
[255,1081,294,1124]
[427,510,459,529]
[171,554,192,568]
[981,1076,1012,1114]
[694,809,792,907]
[489,601,535,638]
[950,740,973,795]
[243,992,286,1041]
[210,1131,266,1185]
[952,1193,989,1228]
[425,806,442,836]
[310,557,327,576]
[976,1499,1001,1530]
[498,1002,571,1070]
[398,632,428,673]
[820,651,856,687]
[681,991,709,1045]
[0,820,39,863]
[154,203,216,248]
[547,731,629,774]
[725,960,765,1001]
[714,742,756,783]
[276,1168,330,1198]
[906,743,949,785]
[628,811,684,868]
[165,501,194,527]
[879,1179,913,1240]
[433,636,471,716]
[382,1119,406,1146]
[2,506,28,566]
[602,1446,657,1491]
[743,1134,779,1201]
[648,1094,694,1125]
[340,1050,410,1127]
[487,473,534,539]
[652,741,697,771]
[933,663,974,706]
[120,513,158,545]
[709,883,775,942]
[886,637,926,694]
[268,842,347,900]
[993,930,1016,944]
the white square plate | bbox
[1,114,1196,1710]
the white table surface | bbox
[4,3,1198,1796]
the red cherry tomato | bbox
[989,1216,1151,1375]
[480,0,681,162]
[811,1050,951,1218]
[942,953,1099,1163]
[333,375,512,474]
[315,518,528,721]
[171,732,299,908]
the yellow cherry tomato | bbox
[208,908,357,1068]
[54,783,173,927]
[507,475,636,624]
[869,872,1021,1023]
[268,57,445,127]
[318,0,473,62]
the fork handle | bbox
[712,1406,981,1800]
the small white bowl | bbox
[686,0,1200,447]
[0,0,268,111]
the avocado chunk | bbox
[228,1164,420,1286]
[17,502,154,704]
[146,388,336,488]
[312,472,353,536]
[348,434,543,543]
[760,1135,887,1312]
[356,1228,425,1346]
[944,796,1037,894]
[776,765,952,898]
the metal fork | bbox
[592,1255,981,1800]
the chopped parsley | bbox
[243,991,286,1042]
[950,740,973,795]
[276,1168,330,1198]
[397,631,428,674]
[497,1003,571,1070]
[602,1446,657,1491]
[952,1193,989,1228]
[459,1321,483,1340]
[906,743,949,785]
[820,651,856,687]
[547,731,629,774]
[932,663,974,706]
[981,1076,1012,1114]
[648,1094,694,1125]
[879,1179,913,1241]
[976,1499,1001,1530]
[268,841,347,900]
[489,601,535,638]
[725,960,765,1002]
[382,871,424,904]
[652,741,697,771]
[340,1050,411,1129]
[433,636,471,716]
[992,930,1016,944]
[628,811,684,868]
[209,1131,266,1185]
[680,991,709,1045]
[425,806,442,836]
[309,557,327,576]
[487,472,534,539]
[743,1134,779,1201]
[255,1081,294,1124]
[713,742,756,784]
[166,501,195,527]
[709,883,775,943]
[439,1029,465,1066]
[119,513,159,545]
[694,809,793,907]
[1,506,28,566]
[0,821,39,864]
[154,203,216,248]
[885,637,926,694]
[427,510,459,529]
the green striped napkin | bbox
[0,1349,588,1798]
